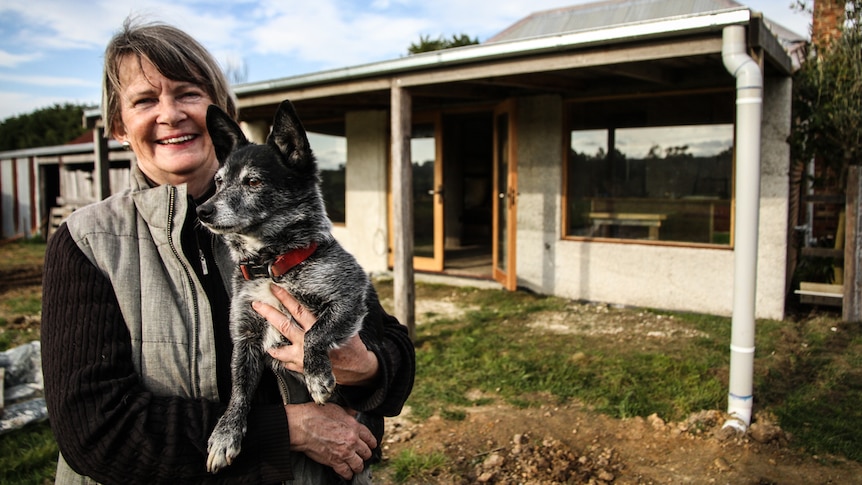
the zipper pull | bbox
[199,249,209,275]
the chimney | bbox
[812,0,846,51]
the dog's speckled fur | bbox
[197,100,382,474]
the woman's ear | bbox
[111,125,126,144]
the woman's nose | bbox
[156,98,187,125]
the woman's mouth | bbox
[157,134,197,145]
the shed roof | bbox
[487,0,805,44]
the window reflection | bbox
[567,124,733,244]
[308,131,347,224]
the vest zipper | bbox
[166,186,203,398]
[275,372,291,406]
[199,248,209,275]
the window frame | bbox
[562,89,736,249]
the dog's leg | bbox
[302,305,366,404]
[206,316,268,473]
[302,318,337,404]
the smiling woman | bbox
[111,55,218,198]
[39,17,414,485]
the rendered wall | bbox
[755,75,792,319]
[337,110,390,274]
[515,84,791,319]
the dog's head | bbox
[197,100,331,256]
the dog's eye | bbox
[213,174,223,186]
[246,177,262,188]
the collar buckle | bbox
[239,260,270,280]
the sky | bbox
[0,0,811,123]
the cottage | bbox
[0,0,804,321]
[232,0,800,320]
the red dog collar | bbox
[239,242,319,280]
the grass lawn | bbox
[1,239,860,483]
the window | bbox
[565,92,734,245]
[307,131,346,224]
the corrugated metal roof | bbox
[487,0,801,43]
[232,7,753,98]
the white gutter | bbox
[233,8,751,96]
[721,25,763,432]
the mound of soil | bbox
[378,402,862,484]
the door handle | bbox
[427,186,444,200]
[507,187,518,208]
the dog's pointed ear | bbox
[206,104,248,164]
[267,100,313,168]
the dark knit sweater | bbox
[42,223,415,484]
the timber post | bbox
[391,82,416,340]
[843,165,862,322]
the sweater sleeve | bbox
[41,224,292,485]
[338,299,415,417]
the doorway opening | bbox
[441,111,494,279]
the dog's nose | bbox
[196,204,214,221]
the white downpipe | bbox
[722,25,763,432]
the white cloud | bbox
[0,72,95,88]
[0,50,40,68]
[245,1,430,67]
[0,91,95,121]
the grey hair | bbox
[102,17,238,136]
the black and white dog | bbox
[197,100,382,474]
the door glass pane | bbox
[412,123,436,258]
[496,114,509,272]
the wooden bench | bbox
[589,212,668,240]
[794,282,843,307]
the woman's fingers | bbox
[252,300,301,342]
[251,298,304,372]
[285,402,377,480]
[269,284,316,330]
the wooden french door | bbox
[410,114,444,271]
[493,100,517,290]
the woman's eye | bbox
[132,98,156,107]
[179,90,205,102]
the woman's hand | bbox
[252,284,380,386]
[285,402,377,479]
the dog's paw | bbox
[306,372,336,404]
[206,424,243,473]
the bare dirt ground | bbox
[374,296,862,484]
[0,265,42,295]
[378,402,862,484]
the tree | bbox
[789,0,862,191]
[0,103,93,151]
[408,33,479,54]
[222,56,249,85]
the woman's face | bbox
[113,54,218,195]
